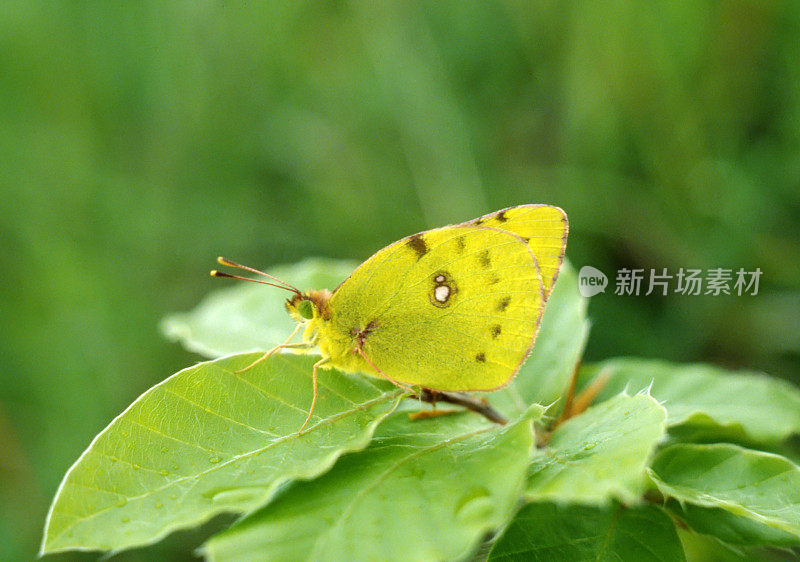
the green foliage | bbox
[526,393,666,505]
[667,503,800,548]
[488,503,685,562]
[649,444,800,540]
[41,259,800,560]
[581,359,800,444]
[201,406,544,562]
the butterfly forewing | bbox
[328,225,544,391]
[468,205,567,298]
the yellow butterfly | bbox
[212,204,568,430]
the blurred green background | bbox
[2,1,799,560]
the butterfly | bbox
[212,204,568,431]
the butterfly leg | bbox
[299,358,329,433]
[354,347,414,393]
[410,389,508,425]
[407,389,458,421]
[408,408,461,421]
[234,323,306,373]
[408,389,455,420]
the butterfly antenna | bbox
[209,270,300,293]
[211,257,301,295]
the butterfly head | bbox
[286,290,332,323]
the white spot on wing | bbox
[434,285,450,302]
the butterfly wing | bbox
[466,205,568,298]
[326,224,545,391]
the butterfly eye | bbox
[298,299,315,319]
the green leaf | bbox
[200,405,545,562]
[581,358,800,444]
[500,262,589,411]
[161,258,358,357]
[676,528,761,562]
[526,393,667,504]
[40,353,402,555]
[488,503,685,562]
[666,501,800,548]
[649,443,800,539]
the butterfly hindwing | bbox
[327,224,544,391]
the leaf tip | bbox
[635,379,655,398]
[523,403,548,423]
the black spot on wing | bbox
[456,235,466,253]
[491,325,502,338]
[478,249,491,268]
[476,352,486,363]
[406,233,428,259]
[496,210,508,222]
[497,296,511,311]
